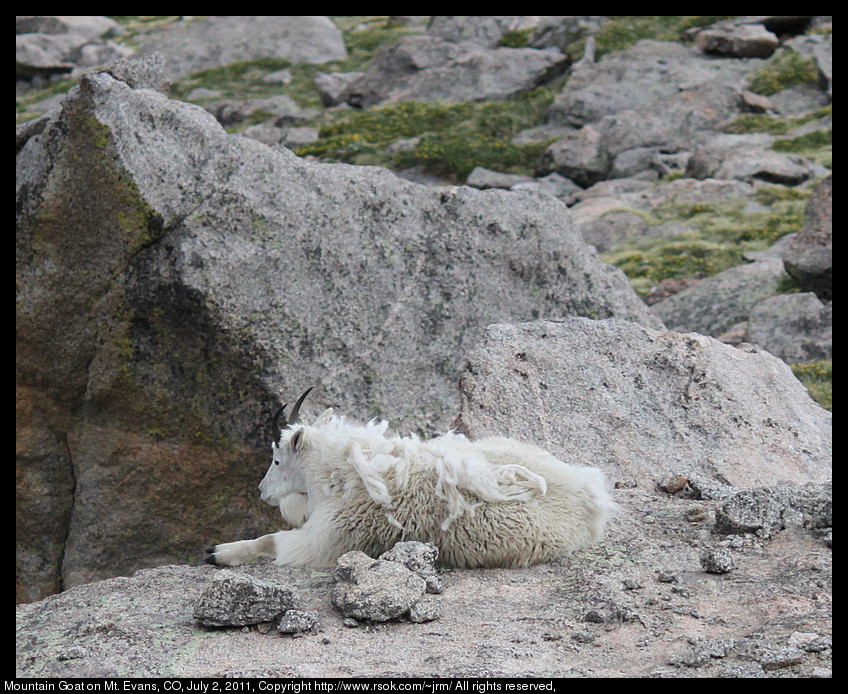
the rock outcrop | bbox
[133,16,348,81]
[453,317,831,489]
[15,16,832,680]
[340,34,570,108]
[782,174,832,300]
[16,64,658,602]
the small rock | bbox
[16,32,82,79]
[332,551,427,622]
[379,541,444,594]
[790,633,831,653]
[243,121,285,146]
[282,126,320,149]
[262,68,292,85]
[671,585,692,598]
[788,482,832,531]
[739,639,806,671]
[657,474,688,494]
[788,631,821,649]
[313,70,364,107]
[584,610,604,623]
[700,547,735,574]
[466,167,534,190]
[385,137,420,155]
[193,570,297,627]
[277,609,323,637]
[714,149,813,186]
[718,321,750,346]
[717,662,766,677]
[714,487,791,538]
[696,23,779,58]
[740,90,775,113]
[510,171,582,202]
[571,630,596,644]
[683,473,736,501]
[668,637,734,668]
[408,597,441,623]
[214,103,246,127]
[186,87,223,101]
[748,291,832,364]
[782,174,832,301]
[57,646,86,661]
[644,278,701,306]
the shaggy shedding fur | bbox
[207,411,615,569]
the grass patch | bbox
[498,28,534,48]
[770,128,832,170]
[604,237,739,293]
[395,131,549,181]
[296,86,558,180]
[569,16,732,60]
[16,76,78,122]
[290,17,744,179]
[751,184,811,205]
[108,16,191,47]
[168,17,427,116]
[332,16,423,67]
[602,184,810,296]
[771,128,832,152]
[791,360,832,410]
[170,58,348,114]
[746,48,821,96]
[170,58,295,100]
[723,105,831,135]
[722,107,832,171]
[317,100,475,143]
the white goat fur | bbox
[208,410,615,569]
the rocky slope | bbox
[18,16,832,383]
[17,65,658,602]
[16,16,831,679]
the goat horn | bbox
[287,387,313,426]
[271,404,287,443]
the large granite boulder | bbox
[133,16,348,81]
[15,316,832,677]
[453,318,831,490]
[548,40,761,129]
[340,34,569,108]
[650,257,790,338]
[16,16,128,79]
[782,174,832,301]
[694,22,780,59]
[747,293,832,363]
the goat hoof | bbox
[204,546,218,565]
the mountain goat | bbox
[206,388,615,569]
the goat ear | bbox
[290,428,306,453]
[313,408,333,427]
